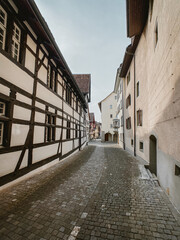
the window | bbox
[127,72,130,86]
[155,21,158,48]
[131,139,133,146]
[76,98,78,112]
[110,114,113,118]
[137,110,143,126]
[0,99,11,147]
[137,82,139,97]
[120,100,122,109]
[0,6,7,50]
[139,141,144,152]
[47,65,57,92]
[110,124,113,128]
[0,102,5,115]
[126,117,131,130]
[75,124,78,138]
[12,23,21,61]
[175,165,180,176]
[66,121,71,139]
[46,114,56,142]
[121,116,123,127]
[126,94,131,108]
[115,96,117,100]
[110,105,112,109]
[66,87,72,106]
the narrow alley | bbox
[0,142,180,240]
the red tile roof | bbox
[73,74,91,96]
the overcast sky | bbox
[35,0,130,122]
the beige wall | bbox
[123,0,180,210]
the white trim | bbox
[0,6,7,50]
[0,122,4,145]
[8,0,18,14]
[0,101,5,116]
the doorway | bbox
[149,135,157,176]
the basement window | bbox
[139,141,144,152]
[175,165,180,176]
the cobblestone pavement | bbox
[0,141,180,240]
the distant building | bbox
[114,67,124,148]
[0,0,88,185]
[73,74,91,142]
[117,0,180,211]
[89,112,95,140]
[98,92,117,142]
[94,122,101,139]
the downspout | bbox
[122,78,125,150]
[133,55,136,157]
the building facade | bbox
[119,0,180,210]
[98,92,117,142]
[0,0,88,185]
[114,67,124,148]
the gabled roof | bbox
[73,74,91,102]
[14,0,87,109]
[98,92,115,112]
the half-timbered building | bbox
[0,0,89,185]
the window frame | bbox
[139,141,144,152]
[66,120,71,139]
[47,64,57,92]
[137,110,143,126]
[11,22,21,61]
[0,6,7,50]
[46,113,56,142]
[0,122,4,145]
[0,101,6,116]
[126,117,131,130]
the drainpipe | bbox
[133,55,136,157]
[121,78,125,150]
[125,50,136,157]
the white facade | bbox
[98,92,117,142]
[0,0,88,185]
[114,68,124,148]
[119,0,180,211]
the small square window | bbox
[110,114,113,118]
[139,141,144,151]
[0,102,5,115]
[155,21,158,48]
[137,82,139,97]
[131,139,133,146]
[127,72,130,86]
[137,110,143,126]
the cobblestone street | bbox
[0,142,180,240]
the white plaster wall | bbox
[35,112,45,123]
[25,49,35,73]
[11,124,29,146]
[0,151,21,176]
[33,143,59,163]
[16,93,32,105]
[101,92,117,135]
[56,128,61,141]
[36,83,61,107]
[62,141,73,155]
[26,34,36,53]
[38,65,47,84]
[13,105,31,121]
[0,83,9,96]
[64,102,73,116]
[74,139,79,148]
[0,54,34,94]
[33,126,44,144]
[35,101,45,111]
